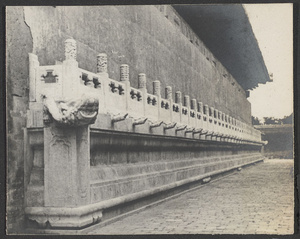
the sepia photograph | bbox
[5,3,295,235]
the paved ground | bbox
[89,159,294,235]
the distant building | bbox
[255,124,293,159]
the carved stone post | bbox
[153,80,161,119]
[153,80,161,96]
[120,64,130,111]
[197,102,203,113]
[175,91,182,123]
[175,91,182,104]
[165,86,173,122]
[63,38,80,99]
[138,73,147,116]
[165,86,172,100]
[184,95,190,108]
[190,98,197,128]
[120,64,129,82]
[204,105,210,140]
[97,53,108,78]
[196,102,204,138]
[191,99,196,110]
[138,73,147,89]
[65,38,77,61]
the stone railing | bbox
[25,38,265,230]
[28,38,262,145]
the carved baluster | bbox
[153,80,161,96]
[120,64,130,111]
[203,104,210,138]
[190,99,196,126]
[191,99,196,111]
[138,73,147,90]
[120,64,129,82]
[184,95,190,108]
[95,53,108,89]
[164,86,172,121]
[175,91,182,104]
[97,53,108,75]
[175,91,182,123]
[65,38,77,61]
[153,80,161,120]
[63,38,79,98]
[165,86,172,100]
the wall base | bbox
[25,157,264,233]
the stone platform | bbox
[87,159,294,235]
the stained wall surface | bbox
[6,5,252,232]
[6,7,33,233]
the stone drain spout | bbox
[164,122,177,131]
[133,117,148,126]
[112,113,129,123]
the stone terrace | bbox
[88,159,294,235]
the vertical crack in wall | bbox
[23,7,33,51]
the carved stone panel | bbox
[44,127,76,207]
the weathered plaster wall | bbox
[6,7,33,233]
[22,5,251,123]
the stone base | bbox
[25,154,263,230]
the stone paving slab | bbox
[88,159,294,234]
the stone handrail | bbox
[29,38,263,144]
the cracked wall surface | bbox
[6,6,33,233]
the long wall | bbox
[6,5,252,232]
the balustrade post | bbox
[138,73,147,116]
[204,105,210,140]
[175,91,182,124]
[184,95,190,127]
[196,102,204,139]
[96,53,109,113]
[214,109,220,141]
[97,53,108,77]
[62,38,80,98]
[120,64,130,112]
[191,98,197,129]
[218,111,225,141]
[153,80,161,120]
[165,86,173,122]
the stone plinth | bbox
[44,124,90,207]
